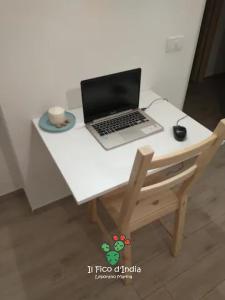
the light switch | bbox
[166,35,184,53]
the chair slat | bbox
[139,165,197,200]
[150,134,217,169]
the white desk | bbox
[33,90,212,205]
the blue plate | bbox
[38,111,76,133]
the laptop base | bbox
[86,109,163,150]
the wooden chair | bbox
[90,119,225,281]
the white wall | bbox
[0,148,20,196]
[0,0,206,209]
[0,108,21,196]
[206,1,225,77]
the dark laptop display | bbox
[81,68,141,123]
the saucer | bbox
[38,111,76,133]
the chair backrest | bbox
[119,119,225,230]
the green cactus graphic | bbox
[100,235,131,266]
[114,240,125,252]
[106,251,120,266]
[101,242,110,252]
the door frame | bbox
[191,0,224,82]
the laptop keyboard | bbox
[92,111,149,136]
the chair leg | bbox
[88,199,97,223]
[89,199,112,243]
[172,195,188,257]
[121,232,132,285]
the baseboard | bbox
[204,72,225,80]
[0,188,25,201]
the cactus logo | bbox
[101,234,131,266]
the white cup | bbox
[48,106,66,126]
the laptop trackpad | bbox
[119,129,143,140]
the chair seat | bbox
[100,189,179,232]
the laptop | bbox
[81,68,163,150]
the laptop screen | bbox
[81,68,141,123]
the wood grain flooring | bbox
[0,145,225,300]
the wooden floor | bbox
[0,145,225,300]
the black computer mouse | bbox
[173,125,187,141]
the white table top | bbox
[33,90,212,205]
